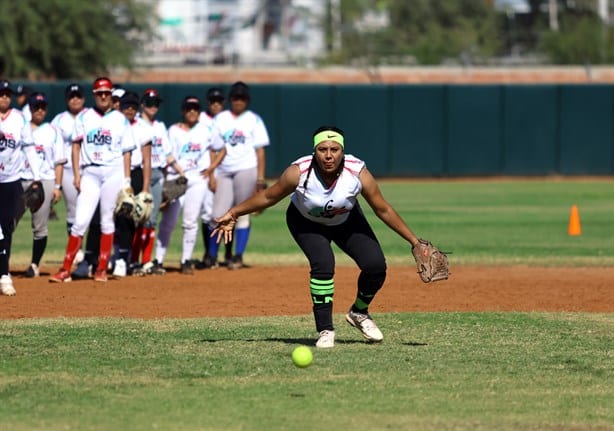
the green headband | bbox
[313,130,344,149]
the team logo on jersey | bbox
[308,199,349,219]
[224,130,246,147]
[86,128,112,146]
[181,142,201,153]
[0,132,17,152]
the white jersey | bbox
[51,108,88,169]
[0,109,35,182]
[198,111,215,129]
[73,108,136,167]
[21,104,32,123]
[290,154,365,226]
[21,122,67,181]
[147,118,172,169]
[129,117,154,169]
[210,110,269,173]
[167,121,212,179]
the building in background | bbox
[140,0,325,67]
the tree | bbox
[0,0,156,79]
[324,0,502,67]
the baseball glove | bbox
[133,191,153,225]
[161,176,188,210]
[114,186,135,218]
[24,181,45,213]
[411,239,450,283]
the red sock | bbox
[62,235,83,270]
[131,226,144,264]
[97,233,114,272]
[141,227,155,263]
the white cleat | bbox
[315,330,335,348]
[0,274,16,296]
[345,309,383,342]
[112,259,127,277]
[74,249,85,265]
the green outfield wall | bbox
[22,82,614,177]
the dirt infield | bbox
[1,265,612,319]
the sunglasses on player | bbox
[143,99,161,108]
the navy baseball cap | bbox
[65,83,84,99]
[142,88,162,103]
[28,92,48,108]
[229,81,249,99]
[206,87,225,101]
[181,96,201,112]
[119,91,140,110]
[16,85,32,96]
[0,80,12,93]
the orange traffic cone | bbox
[568,204,581,236]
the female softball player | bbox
[212,126,422,348]
[111,91,153,277]
[15,92,67,278]
[154,96,214,274]
[207,81,270,270]
[0,80,41,295]
[50,77,136,283]
[131,88,172,276]
[195,86,229,269]
[51,83,87,237]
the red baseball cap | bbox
[92,77,113,93]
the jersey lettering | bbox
[308,199,349,219]
[225,130,246,147]
[86,129,113,146]
[0,134,18,151]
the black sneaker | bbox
[181,260,194,275]
[25,263,40,278]
[227,255,244,270]
[149,260,166,275]
[195,255,218,270]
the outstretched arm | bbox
[359,167,419,247]
[212,164,300,243]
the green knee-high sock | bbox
[351,270,386,313]
[310,278,334,332]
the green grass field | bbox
[10,178,614,267]
[2,179,614,430]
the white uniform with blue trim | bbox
[0,109,36,182]
[21,122,66,181]
[51,108,87,224]
[210,110,269,173]
[156,121,213,264]
[71,108,136,236]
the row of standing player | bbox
[0,80,57,295]
[52,77,270,283]
[0,76,269,295]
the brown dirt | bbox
[1,265,612,319]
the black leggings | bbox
[286,202,387,331]
[287,202,386,279]
[0,180,23,275]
